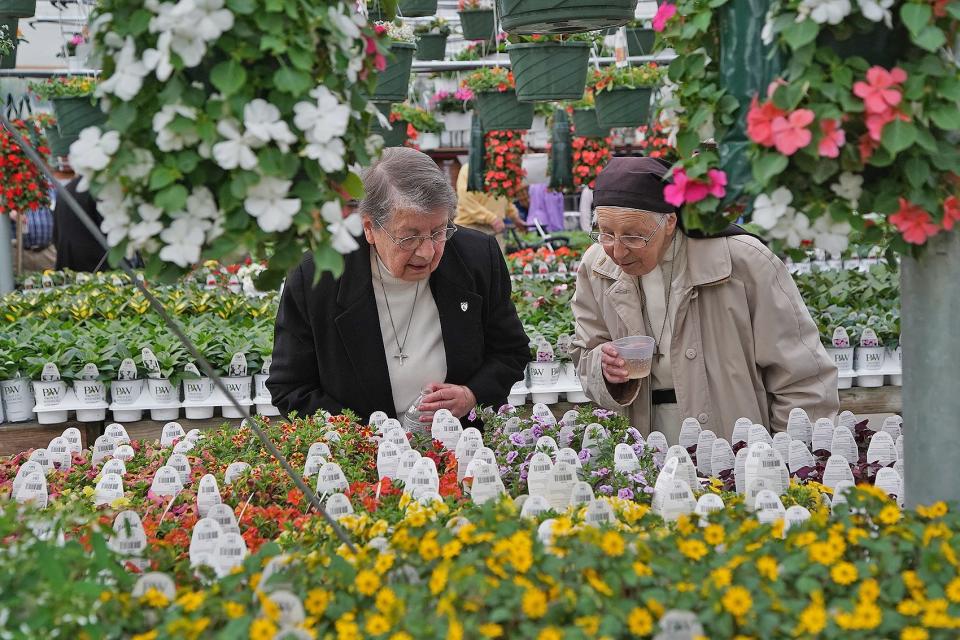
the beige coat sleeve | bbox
[570,254,641,409]
[732,237,840,428]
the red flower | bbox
[890,198,940,244]
[746,96,785,148]
[858,133,879,163]
[943,196,960,231]
[817,119,845,158]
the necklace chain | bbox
[639,237,679,359]
[375,254,420,365]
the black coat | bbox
[267,228,531,421]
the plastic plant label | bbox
[227,275,241,294]
[132,573,176,602]
[584,498,618,526]
[93,472,125,505]
[99,458,126,478]
[259,356,271,377]
[368,411,389,430]
[205,274,217,289]
[788,440,816,472]
[299,454,324,480]
[695,430,717,476]
[471,461,504,505]
[405,460,439,496]
[62,427,82,453]
[678,418,701,449]
[822,455,854,490]
[896,434,904,461]
[228,353,248,377]
[531,403,557,425]
[695,493,724,517]
[665,446,699,493]
[28,448,53,475]
[535,436,560,459]
[416,490,443,504]
[325,493,354,520]
[224,461,251,485]
[830,426,859,464]
[875,467,904,502]
[306,441,331,460]
[160,422,186,448]
[40,362,61,382]
[882,415,903,441]
[114,445,135,462]
[116,358,138,383]
[836,410,857,429]
[753,489,786,516]
[197,474,222,517]
[653,478,696,521]
[141,348,162,379]
[520,494,551,518]
[859,327,881,348]
[866,431,896,466]
[513,494,530,512]
[437,417,463,451]
[647,431,669,453]
[396,449,421,485]
[527,452,554,498]
[105,423,130,445]
[654,610,705,640]
[731,417,752,446]
[12,461,44,497]
[734,448,748,494]
[744,477,772,511]
[109,510,147,556]
[546,461,577,511]
[614,442,641,473]
[581,423,607,454]
[772,432,791,467]
[569,481,595,506]
[384,427,411,452]
[522,263,533,278]
[556,334,573,355]
[15,471,47,507]
[783,505,811,533]
[747,424,772,448]
[208,503,240,535]
[832,327,851,349]
[786,408,813,446]
[744,443,787,496]
[381,418,402,435]
[893,459,904,479]
[173,440,194,455]
[376,441,400,480]
[811,419,834,453]
[710,438,735,476]
[561,410,578,427]
[23,276,35,289]
[473,446,497,469]
[150,465,183,498]
[556,447,582,469]
[316,462,349,495]
[184,429,202,444]
[263,591,305,629]
[503,416,521,434]
[214,532,248,577]
[535,342,555,363]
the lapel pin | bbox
[460,301,469,312]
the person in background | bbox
[514,185,530,222]
[454,163,526,251]
[9,190,57,273]
[53,174,109,272]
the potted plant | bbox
[0,19,19,69]
[214,334,262,419]
[368,0,439,19]
[568,91,610,138]
[572,135,612,189]
[496,0,634,35]
[138,336,188,421]
[624,19,655,57]
[62,33,88,70]
[110,345,144,422]
[457,0,495,41]
[31,113,70,160]
[28,77,103,149]
[587,62,663,128]
[0,119,51,214]
[415,18,450,61]
[372,22,417,103]
[506,33,595,102]
[251,328,278,417]
[62,332,114,422]
[0,328,34,422]
[483,129,526,198]
[26,344,77,424]
[464,67,534,131]
[430,87,474,145]
[393,102,443,149]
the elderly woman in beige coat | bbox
[571,157,839,444]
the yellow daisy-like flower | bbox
[830,562,858,586]
[521,588,548,619]
[131,632,158,640]
[703,524,725,546]
[537,627,563,640]
[355,569,381,596]
[249,617,278,640]
[678,539,708,561]
[917,501,948,519]
[711,568,733,589]
[627,607,653,636]
[633,561,652,577]
[376,588,398,614]
[756,556,778,581]
[796,599,827,635]
[600,530,625,557]
[897,599,923,617]
[676,582,695,593]
[575,615,600,636]
[374,552,395,574]
[846,527,868,546]
[430,563,449,596]
[722,586,753,618]
[140,588,170,608]
[446,616,463,640]
[223,601,245,619]
[676,514,696,536]
[946,577,960,603]
[389,633,413,640]
[176,590,205,613]
[478,623,503,638]
[859,579,880,602]
[585,569,613,596]
[305,588,332,616]
[419,536,441,562]
[901,628,929,640]
[365,614,391,636]
[878,504,901,525]
[442,540,463,560]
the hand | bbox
[600,343,629,384]
[512,218,528,232]
[491,218,506,233]
[418,383,477,422]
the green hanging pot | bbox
[398,0,437,16]
[507,41,590,102]
[372,42,416,103]
[44,126,72,158]
[0,0,34,18]
[51,96,107,140]
[627,28,655,56]
[371,118,409,147]
[415,32,448,61]
[0,19,17,69]
[458,9,495,41]
[475,90,535,131]
[571,108,610,138]
[496,0,634,35]
[594,86,653,128]
[817,23,906,68]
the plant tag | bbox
[893,459,904,479]
[695,430,716,476]
[731,417,752,446]
[141,348,161,379]
[325,493,354,520]
[836,410,857,429]
[227,275,241,294]
[396,449,421,485]
[503,416,521,434]
[109,510,147,555]
[416,490,443,504]
[874,467,903,503]
[546,461,577,511]
[832,327,851,349]
[381,418,402,435]
[822,455,854,490]
[214,532,248,577]
[695,493,724,517]
[369,410,389,431]
[556,447,582,469]
[79,363,100,382]
[710,438,735,476]
[102,458,126,477]
[12,461,43,496]
[531,403,556,425]
[895,434,903,461]
[522,263,533,278]
[173,440,193,455]
[556,334,572,355]
[535,435,559,459]
[560,410,579,428]
[613,25,628,67]
[654,610,705,640]
[584,497,618,526]
[513,494,530,511]
[830,480,855,511]
[783,505,811,533]
[117,358,138,382]
[224,461,250,485]
[384,426,411,451]
[471,461,504,505]
[527,452,553,498]
[614,442,640,473]
[569,481,595,506]
[747,424,772,448]
[772,432,791,468]
[581,423,606,455]
[665,446,699,492]
[263,591,305,629]
[830,426,858,464]
[105,423,130,444]
[40,362,61,382]
[23,276,35,289]
[405,459,439,496]
[160,422,185,448]
[197,474,222,517]
[653,478,696,521]
[15,471,47,507]
[28,448,53,475]
[132,572,176,602]
[881,415,903,441]
[859,327,880,348]
[208,503,240,535]
[376,441,400,480]
[753,488,785,516]
[786,408,812,446]
[536,342,555,363]
[62,427,82,453]
[647,430,669,453]
[473,446,497,468]
[150,465,183,498]
[114,445,135,462]
[316,462,348,495]
[185,429,203,445]
[654,456,679,493]
[521,494,551,518]
[678,418,701,449]
[228,352,248,377]
[92,435,116,466]
[734,448,748,494]
[205,274,217,289]
[744,477,773,511]
[787,440,815,472]
[744,443,787,495]
[811,418,834,453]
[304,443,330,462]
[304,454,326,479]
[94,473,124,506]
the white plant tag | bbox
[531,403,557,426]
[473,446,497,469]
[28,448,53,475]
[208,503,240,535]
[114,445,135,462]
[62,427,82,453]
[227,275,242,294]
[307,442,332,460]
[105,423,130,445]
[173,440,194,455]
[15,471,47,507]
[406,459,440,496]
[316,462,349,495]
[513,494,529,512]
[753,489,786,516]
[325,493,354,520]
[377,441,400,480]
[109,510,147,556]
[710,438,735,476]
[896,434,903,461]
[263,590,305,629]
[744,477,772,511]
[569,481,595,506]
[832,326,851,349]
[184,362,202,377]
[546,461,577,511]
[654,610,705,640]
[614,443,640,473]
[228,353,248,377]
[470,461,504,505]
[160,422,186,448]
[416,490,443,504]
[874,467,904,503]
[384,425,411,450]
[141,348,162,379]
[197,474,222,517]
[783,505,812,533]
[224,461,251,485]
[695,493,724,517]
[744,443,787,496]
[882,415,903,441]
[214,532,248,577]
[787,440,816,472]
[40,362,61,382]
[584,498,618,526]
[647,431,669,454]
[535,435,560,459]
[732,417,753,445]
[678,418,701,449]
[772,432,792,470]
[665,446,699,492]
[503,416,521,434]
[695,430,717,476]
[368,410,389,431]
[556,447,582,469]
[822,455,855,490]
[101,458,127,477]
[438,417,463,451]
[867,431,897,466]
[837,410,857,429]
[893,459,904,479]
[303,454,326,479]
[94,472,124,506]
[734,448,748,494]
[653,478,696,521]
[132,572,176,602]
[13,461,43,496]
[117,358,138,382]
[561,409,578,427]
[830,426,859,464]
[520,494,551,518]
[396,449,421,485]
[748,424,773,448]
[526,452,554,498]
[812,418,835,453]
[581,423,607,454]
[786,408,813,446]
[259,356,271,377]
[150,465,183,498]
[185,429,202,445]
[654,457,679,492]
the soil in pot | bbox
[496,0,635,35]
[594,86,653,128]
[458,9,495,41]
[507,41,590,102]
[475,91,535,130]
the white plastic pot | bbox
[32,380,68,424]
[419,132,440,150]
[73,379,107,422]
[528,361,562,388]
[527,115,549,148]
[253,373,280,417]
[222,376,251,419]
[855,346,886,388]
[111,379,144,422]
[825,347,854,372]
[1,377,35,422]
[441,112,471,132]
[183,377,215,419]
[147,378,180,420]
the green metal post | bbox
[0,215,12,294]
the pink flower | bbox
[706,169,727,198]
[771,108,814,156]
[853,66,907,114]
[454,87,475,101]
[865,108,909,142]
[943,196,960,232]
[663,168,709,206]
[652,3,677,32]
[890,198,940,245]
[818,119,845,158]
[746,96,785,148]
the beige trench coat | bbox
[571,234,839,441]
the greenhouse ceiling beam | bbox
[411,53,674,72]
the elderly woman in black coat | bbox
[267,147,531,426]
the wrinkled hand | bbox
[491,218,506,233]
[600,343,629,384]
[418,383,477,422]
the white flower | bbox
[98,37,149,101]
[212,119,259,170]
[768,210,813,248]
[100,211,131,248]
[69,128,121,189]
[152,103,199,151]
[811,215,851,257]
[800,0,851,24]
[304,137,346,172]
[194,0,234,41]
[244,176,301,232]
[321,200,362,254]
[327,5,361,41]
[293,86,350,144]
[752,187,794,230]
[128,204,164,248]
[243,99,296,151]
[830,172,863,206]
[159,217,205,267]
[857,0,893,25]
[119,148,155,182]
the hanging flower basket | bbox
[373,42,416,103]
[0,0,34,18]
[496,0,635,35]
[415,33,448,60]
[595,87,653,128]
[51,96,107,140]
[371,118,409,147]
[475,91,534,130]
[398,0,438,16]
[43,126,71,158]
[627,27,655,56]
[572,108,610,138]
[507,41,590,102]
[0,19,18,69]
[459,9,495,40]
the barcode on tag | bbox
[555,474,573,482]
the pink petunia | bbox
[663,168,709,206]
[652,2,677,32]
[706,169,727,198]
[817,119,845,158]
[853,66,907,114]
[771,108,814,156]
[746,96,786,148]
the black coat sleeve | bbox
[465,235,531,406]
[266,261,344,418]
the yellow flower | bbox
[917,501,948,519]
[575,615,600,636]
[585,568,613,596]
[176,590,205,613]
[846,527,868,545]
[600,530,625,557]
[859,578,879,602]
[479,623,503,638]
[521,588,548,619]
[442,540,463,560]
[831,562,858,586]
[419,536,441,562]
[131,632,158,640]
[223,601,245,619]
[430,563,449,596]
[676,514,696,536]
[722,586,753,618]
[365,614,391,636]
[249,618,278,640]
[678,539,708,561]
[676,582,695,593]
[808,541,841,566]
[897,599,923,616]
[711,568,732,589]
[703,524,725,546]
[878,504,901,525]
[376,588,398,614]
[389,633,414,640]
[633,561,652,577]
[796,599,827,635]
[627,607,653,636]
[355,569,381,596]
[406,509,428,527]
[98,591,112,603]
[140,588,170,608]
[374,552,395,574]
[756,556,778,581]
[903,570,925,592]
[537,626,563,640]
[946,577,960,603]
[446,616,463,640]
[901,628,929,640]
[306,588,332,616]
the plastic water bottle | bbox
[402,386,431,435]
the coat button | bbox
[685,348,697,359]
[697,413,708,423]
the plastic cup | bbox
[612,336,656,380]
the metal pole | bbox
[0,212,12,293]
[902,230,960,507]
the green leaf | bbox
[275,67,312,96]
[752,152,789,184]
[929,106,960,131]
[313,244,345,278]
[107,102,138,133]
[904,156,930,188]
[782,20,819,49]
[127,9,152,36]
[288,47,314,72]
[949,1,960,19]
[148,166,179,190]
[227,0,257,13]
[677,130,699,159]
[881,119,916,154]
[154,185,189,212]
[210,60,247,97]
[901,3,932,35]
[913,25,946,52]
[342,172,365,199]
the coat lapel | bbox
[430,243,483,384]
[591,252,644,336]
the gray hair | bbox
[359,147,457,226]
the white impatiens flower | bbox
[752,187,794,230]
[98,37,149,101]
[857,0,893,26]
[212,119,260,170]
[128,204,164,248]
[185,186,225,241]
[811,215,852,257]
[304,137,346,172]
[159,217,205,267]
[69,128,121,189]
[768,210,813,248]
[830,172,863,207]
[294,86,351,144]
[244,176,301,232]
[152,103,199,151]
[243,99,296,151]
[321,200,363,254]
[193,0,235,41]
[799,0,851,24]
[119,148,156,182]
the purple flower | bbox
[509,433,525,446]
[643,485,655,494]
[629,472,648,486]
[593,408,615,419]
[506,450,518,463]
[578,449,591,462]
[632,443,644,456]
[498,404,514,415]
[598,484,613,495]
[590,467,610,478]
[531,425,544,439]
[626,427,643,442]
[618,487,634,500]
[468,408,477,422]
[499,465,509,476]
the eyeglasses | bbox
[590,215,666,250]
[376,220,458,251]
